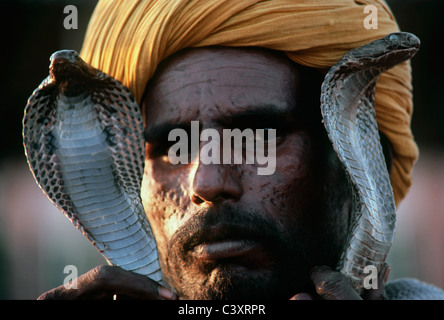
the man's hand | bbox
[290,263,390,300]
[37,265,177,300]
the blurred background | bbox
[0,0,443,299]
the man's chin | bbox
[175,263,290,300]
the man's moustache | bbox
[167,205,291,256]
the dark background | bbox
[0,0,443,299]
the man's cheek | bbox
[142,170,193,237]
[140,181,185,269]
[142,183,182,237]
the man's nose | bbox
[191,163,243,205]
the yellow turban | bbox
[80,0,418,206]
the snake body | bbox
[321,32,419,293]
[23,32,419,294]
[22,50,161,282]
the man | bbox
[38,0,444,299]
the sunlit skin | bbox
[37,46,391,300]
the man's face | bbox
[141,47,350,299]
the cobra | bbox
[22,50,162,283]
[321,32,419,293]
[22,32,419,293]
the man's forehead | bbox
[142,46,300,129]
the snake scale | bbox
[23,32,419,293]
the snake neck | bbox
[55,78,90,98]
[57,90,89,106]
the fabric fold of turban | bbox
[80,0,418,206]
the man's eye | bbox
[254,127,286,147]
[156,143,172,156]
[254,128,277,143]
[159,141,194,165]
[146,141,174,161]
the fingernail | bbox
[310,265,332,276]
[158,286,177,300]
[290,293,314,300]
[384,265,391,283]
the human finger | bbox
[37,265,177,300]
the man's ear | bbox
[379,132,394,174]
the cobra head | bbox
[49,50,99,95]
[347,32,420,69]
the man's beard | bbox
[164,205,314,300]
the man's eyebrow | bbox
[221,104,296,127]
[144,122,191,143]
[144,105,297,141]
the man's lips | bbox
[185,225,273,267]
[192,239,259,260]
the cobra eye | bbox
[388,34,398,42]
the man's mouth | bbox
[193,239,259,260]
[186,225,274,268]
[166,206,294,273]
